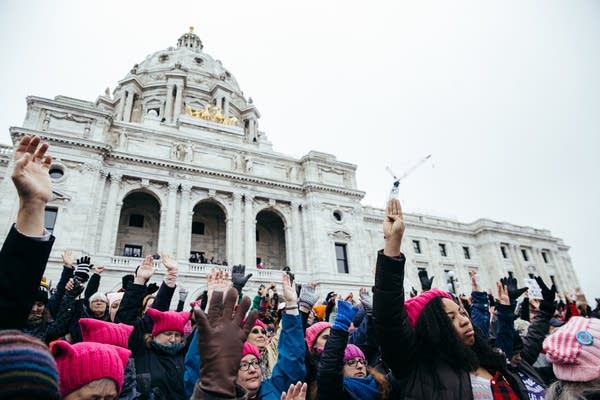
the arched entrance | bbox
[256,209,286,269]
[115,191,161,257]
[190,201,227,264]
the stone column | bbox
[173,84,183,122]
[301,203,311,271]
[99,172,122,255]
[290,202,302,270]
[509,244,528,282]
[244,195,256,267]
[177,184,192,261]
[164,84,174,123]
[116,92,127,121]
[532,248,550,282]
[223,97,229,117]
[232,193,243,264]
[123,90,135,123]
[164,182,178,255]
[86,167,106,252]
[226,217,233,266]
[284,226,292,267]
[157,207,168,254]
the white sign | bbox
[524,278,543,300]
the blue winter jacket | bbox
[184,312,306,400]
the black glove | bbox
[410,287,418,298]
[146,282,159,295]
[231,265,252,294]
[74,256,92,283]
[418,270,434,291]
[69,279,85,297]
[534,276,556,312]
[500,276,528,300]
[488,293,496,308]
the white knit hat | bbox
[88,292,108,306]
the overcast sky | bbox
[1,1,599,295]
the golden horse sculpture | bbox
[185,104,238,126]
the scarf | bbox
[151,339,185,355]
[344,374,379,400]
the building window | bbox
[521,249,529,262]
[413,240,421,254]
[463,246,471,260]
[500,245,508,259]
[335,243,349,274]
[192,221,205,235]
[124,244,143,257]
[439,243,447,257]
[542,251,549,263]
[48,166,64,180]
[129,214,144,228]
[44,207,58,234]
[333,210,342,222]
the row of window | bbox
[411,240,472,260]
[500,245,551,264]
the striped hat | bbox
[0,330,60,399]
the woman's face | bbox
[247,325,268,349]
[313,328,331,354]
[343,357,367,378]
[154,330,183,345]
[441,298,475,346]
[237,354,262,393]
[90,300,107,316]
[63,378,118,400]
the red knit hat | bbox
[146,308,190,336]
[79,318,134,349]
[51,340,130,396]
[242,342,261,360]
[405,288,452,327]
[305,321,331,351]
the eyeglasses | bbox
[345,358,368,368]
[239,360,261,371]
[251,328,267,335]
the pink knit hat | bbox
[146,308,191,336]
[242,342,261,360]
[344,344,366,363]
[405,288,452,327]
[51,340,130,396]
[79,318,134,348]
[543,316,600,382]
[305,321,331,351]
[253,319,267,330]
[106,292,124,308]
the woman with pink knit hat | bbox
[373,198,530,400]
[543,316,600,399]
[115,254,191,400]
[315,300,391,400]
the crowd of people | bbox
[1,135,600,400]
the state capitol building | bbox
[0,29,580,300]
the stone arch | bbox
[190,199,228,264]
[255,207,287,269]
[115,190,161,257]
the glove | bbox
[418,269,434,291]
[534,276,556,313]
[231,265,252,294]
[146,282,159,295]
[500,276,528,300]
[195,288,255,397]
[359,290,373,315]
[488,293,496,308]
[410,287,418,298]
[179,286,189,303]
[69,279,85,297]
[74,256,92,283]
[332,300,358,331]
[298,285,319,313]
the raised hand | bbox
[358,287,373,314]
[496,281,510,306]
[92,265,105,275]
[12,135,53,236]
[135,256,155,284]
[298,282,319,313]
[418,269,434,291]
[534,276,556,312]
[161,254,178,274]
[383,198,405,257]
[281,382,308,400]
[469,270,480,292]
[500,276,528,300]
[62,250,75,268]
[281,273,298,307]
[194,288,255,397]
[231,264,252,294]
[179,286,189,303]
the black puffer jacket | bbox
[373,251,529,400]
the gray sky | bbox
[1,1,599,295]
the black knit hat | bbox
[35,278,50,305]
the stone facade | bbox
[0,29,580,303]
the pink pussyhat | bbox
[404,288,452,327]
[79,318,134,349]
[146,308,190,336]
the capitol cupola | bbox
[177,26,203,52]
